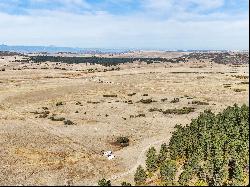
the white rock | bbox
[107,155,115,160]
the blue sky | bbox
[0,0,249,49]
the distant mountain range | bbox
[0,44,84,53]
[0,44,133,54]
[0,44,246,54]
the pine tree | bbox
[134,165,147,185]
[160,159,177,185]
[146,147,158,172]
[157,143,168,166]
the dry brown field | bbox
[0,54,248,185]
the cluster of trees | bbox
[181,52,249,64]
[30,53,249,67]
[168,104,249,186]
[98,104,249,186]
[29,56,180,66]
[212,53,249,64]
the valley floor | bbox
[0,58,248,185]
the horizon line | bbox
[0,44,249,52]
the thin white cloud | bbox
[183,0,225,10]
[0,9,248,49]
[0,0,248,49]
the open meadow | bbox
[0,52,249,185]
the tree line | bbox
[29,55,181,67]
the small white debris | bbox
[103,150,115,160]
[107,154,115,160]
[104,151,112,156]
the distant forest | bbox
[29,56,178,66]
[29,52,249,66]
[1,51,248,66]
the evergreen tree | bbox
[160,159,177,185]
[134,165,147,185]
[157,143,168,166]
[146,147,158,172]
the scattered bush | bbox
[231,75,249,79]
[87,101,100,104]
[103,94,117,98]
[234,88,246,92]
[149,107,195,115]
[39,111,50,118]
[121,181,131,186]
[125,100,133,104]
[191,100,209,105]
[64,120,74,125]
[49,116,65,121]
[56,101,63,106]
[116,137,130,147]
[238,81,249,85]
[170,98,180,103]
[149,108,163,113]
[98,178,111,186]
[161,98,168,102]
[128,93,136,96]
[163,107,195,114]
[136,114,146,118]
[75,101,81,105]
[139,98,156,104]
[31,110,50,118]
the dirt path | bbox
[110,139,166,181]
[89,137,168,185]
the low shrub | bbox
[139,98,156,104]
[234,88,246,92]
[49,116,65,121]
[56,101,63,106]
[161,98,168,102]
[149,107,195,115]
[116,136,130,147]
[128,93,136,96]
[170,98,180,103]
[191,100,209,105]
[163,107,195,114]
[103,94,117,98]
[64,120,74,125]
